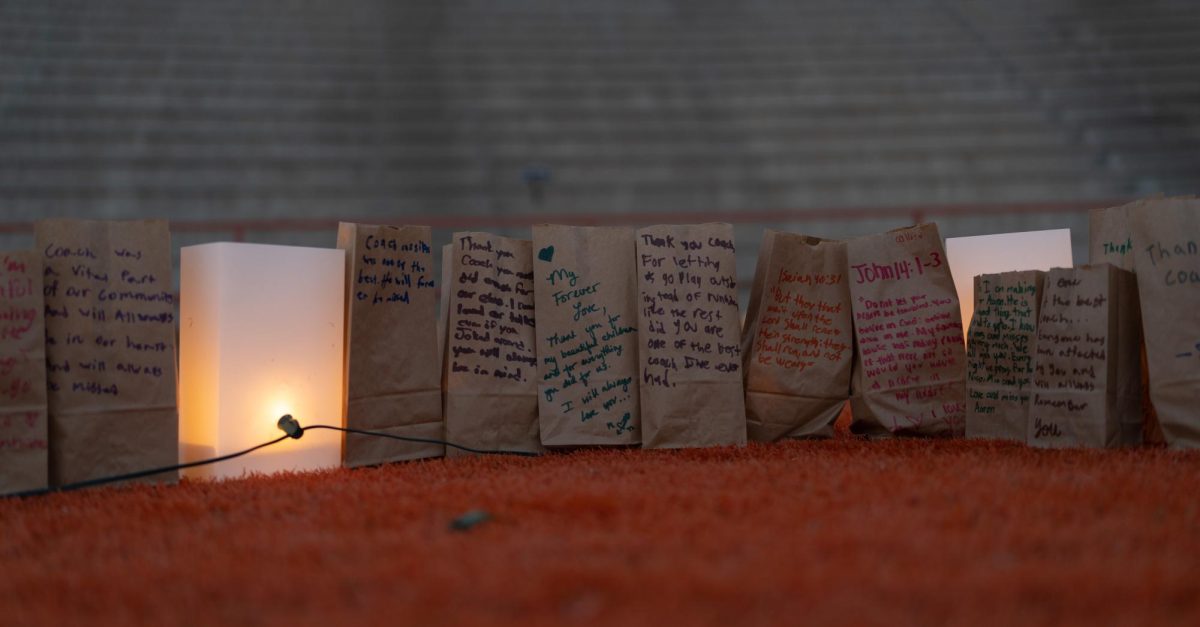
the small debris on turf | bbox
[449,509,491,531]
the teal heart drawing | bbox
[537,246,555,262]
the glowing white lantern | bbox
[179,243,344,479]
[945,229,1073,339]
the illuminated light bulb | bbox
[179,243,344,479]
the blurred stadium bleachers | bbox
[2,0,1199,294]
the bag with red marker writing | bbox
[847,223,967,437]
[741,231,853,440]
[1128,198,1200,448]
[0,250,49,494]
[1027,264,1142,449]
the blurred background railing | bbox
[2,0,1197,300]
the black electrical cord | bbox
[304,425,540,458]
[3,415,540,499]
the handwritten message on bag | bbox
[847,223,967,437]
[36,219,177,486]
[0,251,48,493]
[444,232,542,455]
[965,270,1043,441]
[438,243,453,375]
[533,225,640,446]
[1090,199,1148,271]
[635,224,745,448]
[1129,198,1200,448]
[741,231,852,440]
[1027,265,1142,448]
[1090,198,1161,445]
[338,223,443,464]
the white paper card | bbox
[946,229,1073,338]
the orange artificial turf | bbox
[2,432,1199,626]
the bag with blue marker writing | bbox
[36,219,178,486]
[338,223,444,465]
[532,225,641,447]
[1128,198,1200,448]
[442,232,543,456]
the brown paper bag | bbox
[740,231,853,440]
[1027,264,1141,448]
[1128,199,1200,448]
[0,251,48,493]
[443,232,543,456]
[337,223,443,465]
[438,243,453,377]
[1090,199,1156,271]
[634,224,745,448]
[533,225,640,446]
[36,219,177,486]
[847,223,967,437]
[965,270,1044,441]
[1090,198,1161,445]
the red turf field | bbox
[2,432,1198,626]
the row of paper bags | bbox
[1,221,179,494]
[1,202,1197,494]
[966,197,1198,448]
[352,201,1196,468]
[345,220,968,469]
